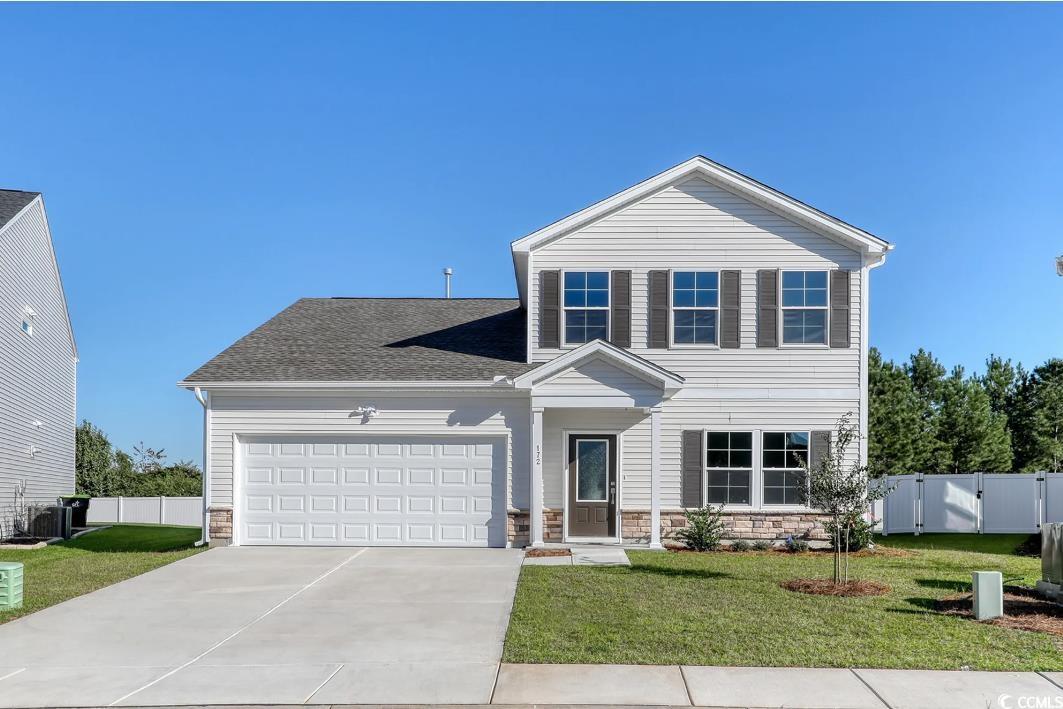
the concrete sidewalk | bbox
[490,664,1063,709]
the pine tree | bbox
[867,348,922,476]
[903,349,951,472]
[936,366,1013,473]
[1013,359,1063,472]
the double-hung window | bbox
[706,431,752,505]
[781,271,827,344]
[563,271,609,344]
[672,271,718,345]
[762,431,809,505]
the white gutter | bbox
[193,387,210,547]
[176,379,518,391]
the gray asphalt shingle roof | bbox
[183,298,535,383]
[0,189,40,229]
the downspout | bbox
[193,387,211,546]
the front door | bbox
[567,434,617,538]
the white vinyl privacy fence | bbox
[87,497,202,527]
[878,473,1063,534]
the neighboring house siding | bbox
[542,397,859,510]
[529,176,863,388]
[0,200,76,533]
[208,392,529,509]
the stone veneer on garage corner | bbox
[208,507,233,546]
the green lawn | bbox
[0,524,203,624]
[504,535,1060,671]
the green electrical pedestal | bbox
[0,561,24,610]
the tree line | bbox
[75,420,202,497]
[869,349,1063,476]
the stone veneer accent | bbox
[208,507,233,546]
[621,510,830,545]
[507,508,562,547]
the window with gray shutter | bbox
[681,429,704,508]
[756,269,778,348]
[540,270,560,349]
[648,270,669,349]
[720,270,741,348]
[829,270,851,348]
[810,430,832,471]
[610,270,632,348]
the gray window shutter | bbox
[756,269,779,348]
[720,270,741,349]
[540,270,560,349]
[810,430,831,470]
[610,270,631,348]
[681,430,704,508]
[648,270,669,349]
[829,270,851,348]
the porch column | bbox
[530,406,545,547]
[650,405,663,549]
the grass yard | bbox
[0,524,203,624]
[504,534,1061,671]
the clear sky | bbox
[2,3,1061,464]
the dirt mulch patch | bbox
[852,546,914,558]
[935,588,1063,637]
[781,578,892,597]
[525,548,571,558]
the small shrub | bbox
[751,540,773,551]
[675,505,725,551]
[730,539,751,552]
[785,535,810,553]
[825,514,876,552]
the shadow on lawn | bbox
[627,565,732,582]
[916,578,971,593]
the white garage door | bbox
[237,436,506,547]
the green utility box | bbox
[0,562,24,610]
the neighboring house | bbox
[181,156,891,548]
[0,190,77,536]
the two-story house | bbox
[0,189,77,537]
[181,156,891,548]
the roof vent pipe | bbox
[443,267,453,298]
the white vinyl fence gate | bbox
[87,497,203,527]
[878,473,1063,534]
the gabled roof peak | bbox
[512,155,891,256]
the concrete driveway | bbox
[0,546,523,707]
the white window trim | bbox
[761,429,812,509]
[670,269,720,349]
[703,428,754,509]
[561,268,610,347]
[779,269,829,348]
[20,307,35,338]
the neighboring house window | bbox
[563,271,609,344]
[762,431,809,505]
[781,271,828,344]
[706,431,752,505]
[672,271,718,345]
[20,308,35,337]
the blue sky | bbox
[2,3,1061,464]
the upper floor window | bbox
[20,307,35,337]
[781,271,827,345]
[762,431,808,505]
[672,271,718,345]
[706,431,752,505]
[563,271,609,344]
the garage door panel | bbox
[239,436,505,547]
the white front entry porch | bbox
[512,341,684,548]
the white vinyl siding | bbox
[539,396,859,511]
[529,176,863,388]
[208,392,529,510]
[0,200,77,531]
